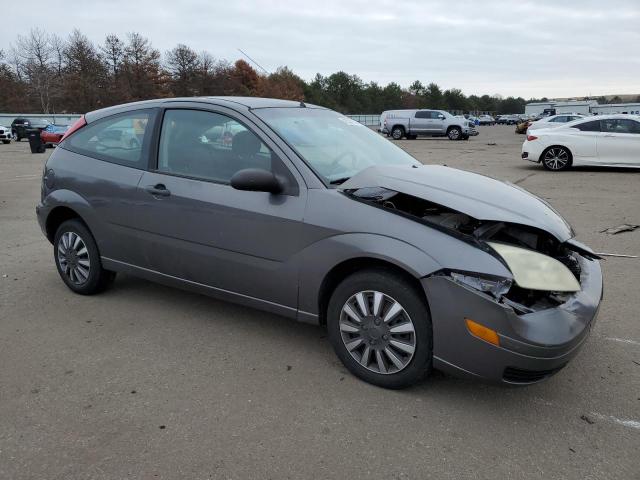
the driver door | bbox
[134,107,308,311]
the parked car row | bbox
[0,117,70,147]
[521,114,640,170]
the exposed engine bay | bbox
[345,186,598,313]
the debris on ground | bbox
[600,224,639,235]
[486,142,497,146]
[580,414,595,425]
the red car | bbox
[41,124,70,147]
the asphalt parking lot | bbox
[1,125,638,479]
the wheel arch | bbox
[539,144,573,163]
[317,257,429,326]
[45,206,89,243]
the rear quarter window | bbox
[64,110,155,167]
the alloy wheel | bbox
[57,231,91,285]
[339,290,416,374]
[543,147,570,170]
[448,128,460,140]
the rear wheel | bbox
[447,126,462,140]
[541,146,572,171]
[53,219,115,295]
[327,269,432,389]
[391,126,405,140]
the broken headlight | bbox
[488,242,580,292]
[450,272,512,299]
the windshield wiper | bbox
[329,177,351,185]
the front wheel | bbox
[54,219,115,295]
[447,127,462,140]
[327,269,432,389]
[541,146,572,171]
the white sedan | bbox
[521,115,640,171]
[526,114,585,132]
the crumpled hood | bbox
[339,164,574,242]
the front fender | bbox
[296,233,442,321]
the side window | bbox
[430,111,443,119]
[601,119,640,134]
[415,111,430,119]
[574,120,601,132]
[66,110,152,166]
[157,109,297,191]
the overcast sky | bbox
[2,0,639,99]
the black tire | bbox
[327,268,432,389]
[447,126,462,140]
[53,219,115,295]
[391,126,405,140]
[541,146,572,171]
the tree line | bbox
[0,29,631,116]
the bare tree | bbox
[63,29,107,112]
[122,32,163,101]
[165,43,199,97]
[14,28,57,112]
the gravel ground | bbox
[1,125,638,479]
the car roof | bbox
[85,96,324,123]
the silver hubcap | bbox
[339,291,416,375]
[57,232,90,285]
[392,129,402,139]
[544,148,569,170]
[449,129,460,139]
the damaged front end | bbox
[340,165,603,383]
[344,185,599,315]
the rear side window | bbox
[574,120,601,132]
[65,110,153,167]
[415,111,430,119]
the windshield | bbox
[254,108,419,184]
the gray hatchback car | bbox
[37,97,603,388]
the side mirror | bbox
[438,114,445,120]
[230,168,283,194]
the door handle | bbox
[144,184,171,197]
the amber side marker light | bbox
[465,318,500,346]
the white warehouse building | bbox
[591,103,640,115]
[525,99,640,116]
